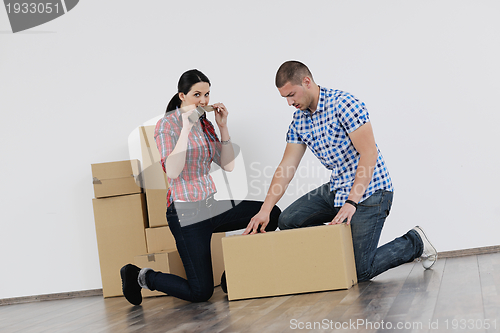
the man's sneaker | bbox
[413,226,438,270]
[120,264,142,305]
[220,271,227,294]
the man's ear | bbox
[302,76,312,89]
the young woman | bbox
[120,69,281,305]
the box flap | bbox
[91,160,141,181]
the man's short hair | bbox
[275,61,314,88]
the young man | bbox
[244,61,437,282]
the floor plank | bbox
[431,255,487,333]
[477,252,500,333]
[241,291,327,333]
[317,262,415,333]
[380,258,446,333]
[280,289,352,332]
[0,297,100,333]
[216,294,293,333]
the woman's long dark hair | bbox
[166,69,211,112]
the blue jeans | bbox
[146,199,281,302]
[278,184,423,282]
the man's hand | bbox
[328,203,356,225]
[243,210,270,235]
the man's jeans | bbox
[278,184,423,282]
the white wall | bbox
[1,0,499,299]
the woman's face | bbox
[179,82,210,109]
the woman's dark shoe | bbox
[120,264,142,305]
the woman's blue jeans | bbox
[278,184,423,282]
[146,199,281,302]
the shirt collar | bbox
[174,107,182,120]
[301,85,326,116]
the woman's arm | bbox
[164,109,196,179]
[213,103,235,172]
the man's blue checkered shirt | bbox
[286,86,393,206]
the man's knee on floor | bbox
[356,272,372,283]
[355,264,376,282]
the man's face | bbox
[278,81,311,111]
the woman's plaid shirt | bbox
[155,108,222,206]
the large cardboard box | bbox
[222,224,357,301]
[134,249,186,297]
[139,125,169,228]
[92,193,148,298]
[91,160,142,198]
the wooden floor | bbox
[1,252,499,333]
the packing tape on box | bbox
[92,175,136,184]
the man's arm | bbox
[329,122,378,225]
[243,143,307,234]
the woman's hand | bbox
[213,102,228,128]
[180,105,197,132]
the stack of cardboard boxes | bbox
[91,124,225,299]
[91,160,148,298]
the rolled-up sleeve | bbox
[337,93,370,134]
[286,118,304,144]
[154,117,177,173]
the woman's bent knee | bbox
[191,288,214,303]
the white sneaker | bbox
[412,226,437,269]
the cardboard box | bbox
[134,249,186,297]
[139,125,169,227]
[145,226,176,254]
[91,160,142,198]
[145,189,167,228]
[211,232,225,286]
[222,224,357,301]
[92,193,148,298]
